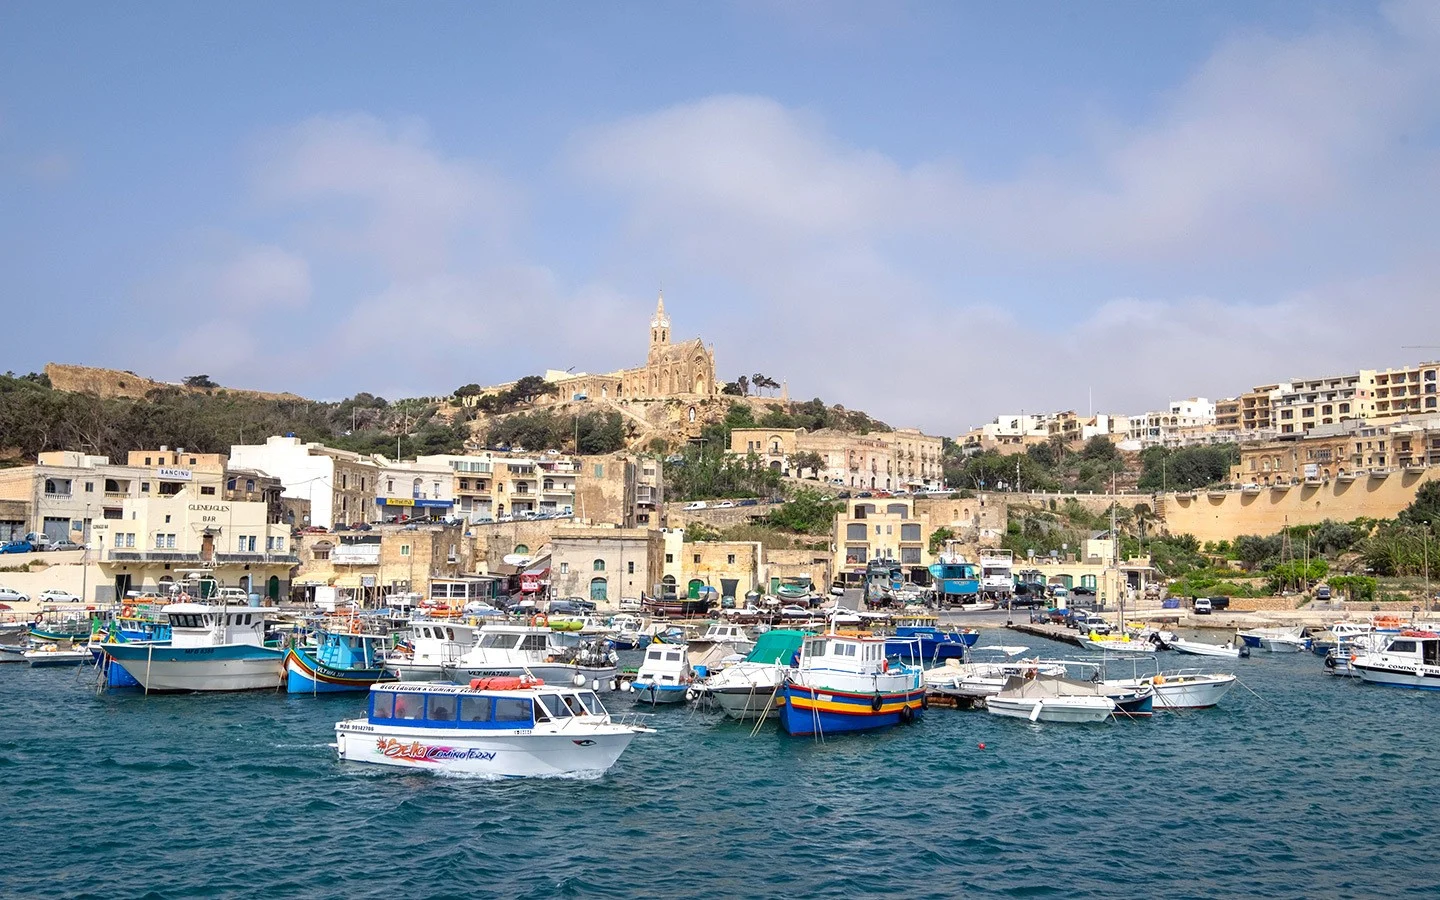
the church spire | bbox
[650,290,670,347]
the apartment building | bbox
[1272,372,1374,436]
[573,453,661,527]
[832,497,935,585]
[293,522,476,605]
[876,428,945,490]
[1370,361,1440,419]
[548,527,664,604]
[1232,414,1440,484]
[728,426,943,490]
[229,436,379,529]
[373,456,455,521]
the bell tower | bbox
[649,291,670,352]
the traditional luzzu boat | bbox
[101,604,284,692]
[1350,630,1440,690]
[777,632,926,736]
[333,677,653,778]
[690,628,807,720]
[30,607,111,644]
[286,620,396,693]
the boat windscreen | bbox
[575,691,605,716]
[536,693,573,718]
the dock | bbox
[1005,622,1086,648]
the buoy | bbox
[978,742,986,750]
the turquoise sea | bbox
[2,634,1436,899]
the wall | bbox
[762,548,832,594]
[471,521,557,572]
[1160,469,1440,542]
[45,363,304,402]
[664,501,782,529]
[680,541,760,598]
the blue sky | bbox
[3,1,1437,434]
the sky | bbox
[3,1,1439,435]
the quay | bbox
[1004,622,1085,648]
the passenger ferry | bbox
[334,678,652,778]
[778,632,926,736]
[101,604,284,692]
[1351,630,1440,690]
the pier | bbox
[1005,622,1086,648]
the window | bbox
[594,464,604,478]
[628,561,635,574]
[85,482,94,493]
[426,694,458,722]
[125,533,135,548]
[226,477,237,490]
[901,524,922,542]
[494,698,532,723]
[665,553,674,563]
[401,545,411,557]
[144,457,152,465]
[201,485,216,495]
[694,554,701,564]
[460,696,493,722]
[593,559,605,571]
[371,692,395,718]
[559,562,569,574]
[245,479,255,492]
[726,555,735,565]
[846,524,867,541]
[156,533,166,549]
[393,693,424,720]
[237,536,247,553]
[341,474,348,489]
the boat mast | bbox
[1111,474,1121,630]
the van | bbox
[1193,598,1213,615]
[1315,585,1332,601]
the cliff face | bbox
[44,363,305,402]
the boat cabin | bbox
[366,683,608,729]
[636,643,693,685]
[476,628,555,653]
[162,603,266,648]
[701,623,749,643]
[799,634,888,675]
[1373,632,1440,667]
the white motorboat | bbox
[24,643,91,667]
[101,604,284,692]
[985,676,1116,723]
[627,642,694,706]
[384,620,480,681]
[1079,632,1158,654]
[1350,630,1440,690]
[691,629,807,720]
[334,678,652,778]
[1105,670,1237,709]
[1259,634,1310,653]
[442,623,620,691]
[1169,637,1250,659]
[922,647,1066,698]
[685,622,755,670]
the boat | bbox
[1350,630,1440,690]
[607,614,651,650]
[985,676,1117,723]
[978,549,1015,604]
[384,620,480,682]
[334,677,653,778]
[93,609,174,688]
[777,632,926,736]
[627,642,694,706]
[685,622,755,671]
[286,622,396,693]
[929,548,981,608]
[922,646,1067,699]
[1259,633,1310,653]
[100,604,285,692]
[884,613,978,662]
[1169,637,1250,659]
[442,623,621,691]
[30,607,111,643]
[1079,632,1159,654]
[691,629,808,720]
[24,642,91,667]
[1102,666,1238,709]
[1237,626,1310,651]
[776,578,813,602]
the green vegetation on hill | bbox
[1136,444,1238,491]
[483,409,626,454]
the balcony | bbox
[102,550,299,565]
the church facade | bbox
[555,294,719,403]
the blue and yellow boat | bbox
[285,623,395,694]
[778,632,926,737]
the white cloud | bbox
[213,245,311,309]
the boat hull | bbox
[102,644,285,692]
[1170,640,1246,659]
[1152,677,1236,709]
[286,647,393,694]
[1352,663,1440,690]
[24,650,90,667]
[708,684,783,720]
[985,696,1113,723]
[385,659,450,682]
[334,720,637,777]
[777,683,925,736]
[628,682,689,705]
[443,663,620,692]
[1259,638,1309,653]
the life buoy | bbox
[531,614,549,628]
[33,613,43,625]
[870,693,884,712]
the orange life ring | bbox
[531,614,549,628]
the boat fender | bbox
[1153,674,1165,686]
[870,693,883,712]
[898,704,915,725]
[1324,655,1337,670]
[919,693,929,710]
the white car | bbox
[716,501,735,509]
[619,597,643,612]
[0,586,29,604]
[37,589,81,604]
[682,501,707,511]
[779,605,812,619]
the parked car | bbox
[856,491,873,498]
[47,540,84,552]
[737,498,759,507]
[1072,611,1111,634]
[830,584,846,597]
[716,501,735,509]
[1193,598,1213,615]
[1071,585,1096,597]
[1315,585,1332,601]
[779,605,812,619]
[548,598,597,616]
[836,491,852,499]
[683,501,707,511]
[619,597,643,612]
[0,540,33,554]
[1208,595,1231,610]
[0,586,30,604]
[37,589,80,603]
[351,523,373,531]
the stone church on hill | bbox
[553,293,719,403]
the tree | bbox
[721,381,743,396]
[184,374,219,389]
[1081,435,1120,462]
[928,526,957,555]
[453,383,483,398]
[1137,445,1237,491]
[790,451,826,478]
[766,489,841,535]
[1400,481,1440,529]
[735,375,750,396]
[509,375,558,405]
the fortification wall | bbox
[45,363,305,403]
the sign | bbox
[386,497,415,507]
[332,544,381,565]
[361,575,376,588]
[158,467,192,481]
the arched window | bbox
[593,559,606,572]
[513,544,529,555]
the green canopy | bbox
[746,629,807,665]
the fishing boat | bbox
[627,642,694,706]
[777,632,926,736]
[100,604,284,692]
[286,621,396,693]
[1169,637,1250,659]
[884,613,978,662]
[24,642,91,667]
[442,623,621,691]
[93,609,174,688]
[334,678,653,778]
[690,629,807,720]
[1350,630,1440,690]
[985,676,1116,723]
[30,607,110,643]
[384,620,480,681]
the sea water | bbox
[2,635,1436,899]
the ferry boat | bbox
[101,604,284,692]
[286,622,396,693]
[627,642,694,706]
[384,620,480,681]
[692,629,807,720]
[777,632,926,736]
[442,623,620,691]
[1350,630,1440,690]
[883,613,978,662]
[334,678,652,778]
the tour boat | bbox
[777,632,926,736]
[334,677,653,778]
[1350,630,1440,690]
[627,642,694,706]
[691,629,807,720]
[442,623,620,691]
[24,642,91,667]
[286,622,396,693]
[384,620,480,681]
[985,676,1116,723]
[101,604,284,692]
[1169,637,1250,658]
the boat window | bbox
[665,652,681,662]
[1424,641,1440,666]
[371,692,395,718]
[460,696,493,723]
[521,635,548,651]
[1388,640,1417,654]
[393,693,424,720]
[445,628,454,641]
[807,641,826,657]
[647,650,664,661]
[537,694,573,718]
[576,691,605,715]
[561,694,587,715]
[426,694,457,722]
[494,698,533,724]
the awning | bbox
[293,575,331,586]
[332,574,365,589]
